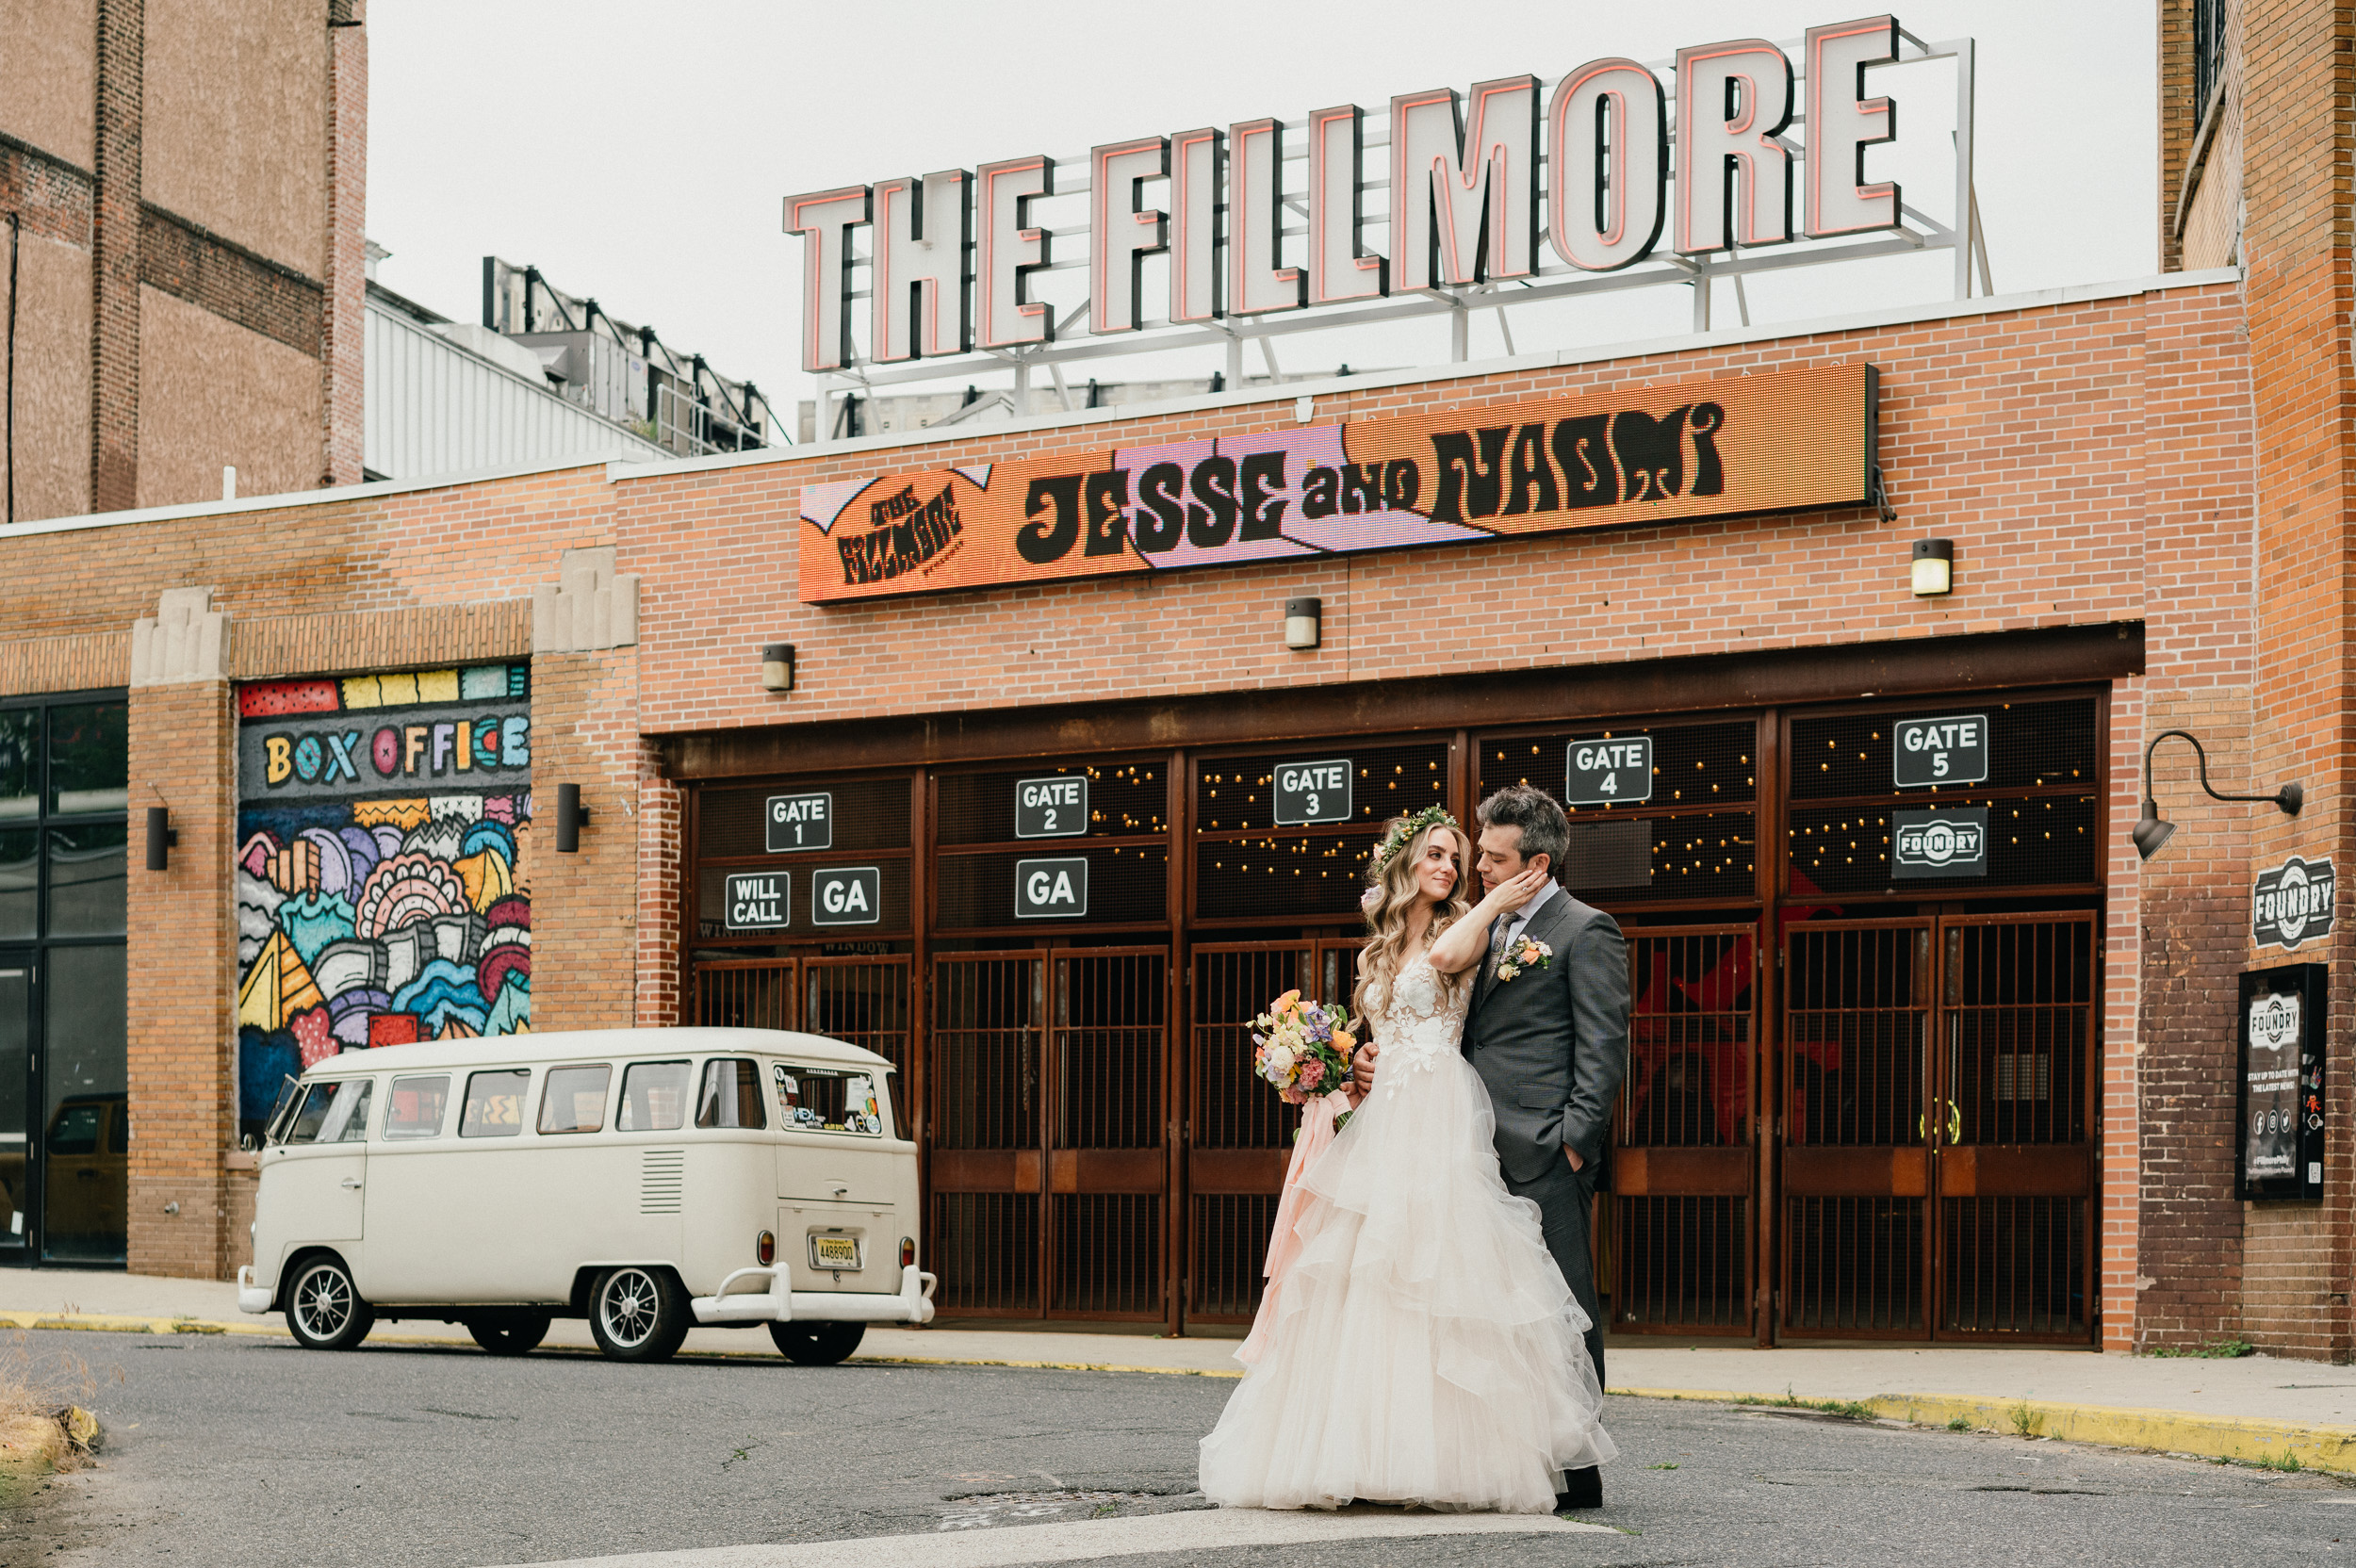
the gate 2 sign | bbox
[1893,713,1988,788]
[2253,856,2337,951]
[1017,776,1088,838]
[797,364,1873,602]
[1565,736,1651,808]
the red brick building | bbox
[2,2,2345,1359]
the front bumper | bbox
[691,1265,937,1327]
[236,1265,273,1315]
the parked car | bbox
[237,1027,933,1363]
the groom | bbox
[1354,783,1629,1511]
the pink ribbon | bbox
[1237,1086,1356,1365]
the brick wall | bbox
[529,647,642,1031]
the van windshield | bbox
[773,1063,892,1136]
[280,1080,371,1146]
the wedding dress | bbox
[1198,953,1616,1512]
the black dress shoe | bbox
[1555,1466,1603,1511]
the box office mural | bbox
[234,665,533,1141]
[682,690,2109,1344]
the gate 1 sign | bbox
[810,866,881,926]
[2239,963,2327,1200]
[1017,857,1088,919]
[1273,759,1353,825]
[1892,713,1988,788]
[766,792,832,853]
[726,873,790,932]
[798,364,1874,602]
[1565,736,1652,807]
[2253,856,2336,951]
[1890,808,1987,879]
[1017,776,1088,838]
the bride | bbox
[1198,807,1615,1513]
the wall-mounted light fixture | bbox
[144,806,177,872]
[555,783,591,855]
[2133,728,2302,860]
[1910,538,1954,596]
[761,642,797,693]
[1283,597,1322,651]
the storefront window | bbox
[0,831,33,940]
[46,705,128,815]
[45,825,126,938]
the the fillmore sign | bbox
[800,362,1873,600]
[787,16,1923,373]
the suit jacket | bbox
[1462,886,1630,1185]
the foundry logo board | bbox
[1890,808,1987,878]
[2253,856,2336,951]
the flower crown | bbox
[1367,804,1463,881]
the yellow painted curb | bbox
[1614,1385,2356,1475]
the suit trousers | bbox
[1505,1154,1605,1390]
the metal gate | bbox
[928,949,1170,1321]
[1781,913,2095,1342]
[1613,923,1759,1335]
[693,956,914,1081]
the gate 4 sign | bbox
[766,792,833,853]
[725,872,790,931]
[1565,736,1651,808]
[1016,857,1088,919]
[1273,759,1352,825]
[810,866,881,926]
[1890,808,1986,879]
[1893,714,1988,788]
[2253,856,2337,951]
[1017,776,1088,838]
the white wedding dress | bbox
[1198,954,1616,1512]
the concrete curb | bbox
[13,1312,2348,1474]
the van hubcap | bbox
[600,1269,660,1347]
[295,1267,352,1338]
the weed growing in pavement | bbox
[2253,1449,2306,1474]
[0,1331,101,1499]
[1947,1416,1975,1432]
[2145,1339,2256,1359]
[1729,1387,1875,1421]
[2007,1400,2046,1438]
[1647,1462,1680,1470]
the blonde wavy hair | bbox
[1350,817,1474,1022]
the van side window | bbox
[695,1059,765,1130]
[539,1065,613,1135]
[384,1076,450,1139]
[616,1061,691,1132]
[459,1070,530,1137]
[283,1080,370,1145]
[773,1063,888,1136]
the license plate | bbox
[810,1233,861,1270]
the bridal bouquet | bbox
[1252,989,1358,1132]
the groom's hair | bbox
[1477,784,1570,878]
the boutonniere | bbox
[1496,937,1553,981]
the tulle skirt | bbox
[1198,1047,1616,1513]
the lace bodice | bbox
[1363,954,1469,1097]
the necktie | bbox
[1488,919,1511,979]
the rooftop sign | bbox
[798,361,1873,601]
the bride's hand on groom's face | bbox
[1484,866,1551,912]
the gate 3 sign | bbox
[2253,856,2337,951]
[798,363,1873,602]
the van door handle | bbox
[340,1178,364,1189]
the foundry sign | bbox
[2253,856,2336,952]
[1891,808,1987,879]
[787,18,1919,372]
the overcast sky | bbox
[368,1,2157,431]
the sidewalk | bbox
[6,1269,2349,1472]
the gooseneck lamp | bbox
[2133,728,2302,860]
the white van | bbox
[236,1027,935,1364]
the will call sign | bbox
[798,363,1875,603]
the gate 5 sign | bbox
[2253,856,2336,951]
[798,364,1874,602]
[1893,713,1988,788]
[766,792,832,853]
[1565,736,1651,807]
[1017,857,1088,919]
[1273,759,1352,825]
[1890,808,1986,879]
[1017,776,1088,838]
[725,872,790,931]
[810,866,881,925]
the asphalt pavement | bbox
[7,1328,2352,1568]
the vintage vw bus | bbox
[236,1027,934,1363]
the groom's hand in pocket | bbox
[1350,1040,1380,1101]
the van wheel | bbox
[466,1311,552,1356]
[588,1266,690,1362]
[768,1321,865,1366]
[286,1256,375,1351]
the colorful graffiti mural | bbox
[234,664,532,1138]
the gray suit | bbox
[1462,884,1629,1388]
